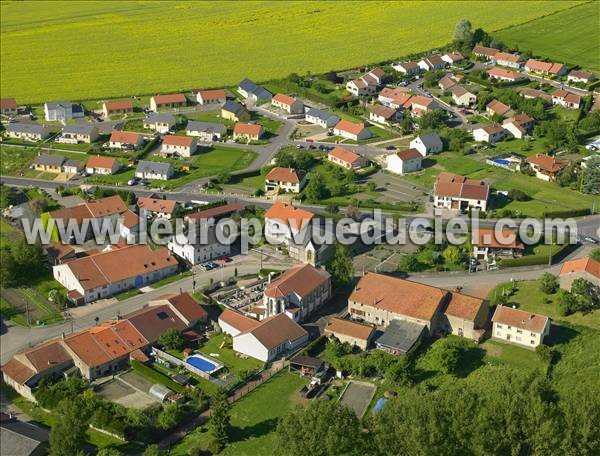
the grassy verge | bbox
[150,270,192,289]
[114,288,142,301]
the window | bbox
[516,329,523,334]
[496,324,503,329]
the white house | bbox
[86,156,120,175]
[271,93,304,114]
[502,113,535,139]
[53,245,177,304]
[487,67,522,82]
[567,70,596,84]
[492,52,523,69]
[417,55,446,71]
[551,89,581,109]
[108,131,144,150]
[161,135,197,158]
[378,87,413,109]
[441,52,464,65]
[450,86,476,106]
[264,202,314,246]
[196,89,226,105]
[433,172,490,212]
[305,108,340,128]
[143,113,176,134]
[168,223,231,265]
[333,119,372,141]
[392,61,420,75]
[186,121,227,141]
[137,196,178,220]
[410,133,443,156]
[260,264,332,322]
[386,148,422,174]
[232,313,309,362]
[473,124,507,144]
[328,146,367,170]
[264,167,307,193]
[492,305,550,348]
[368,104,400,125]
[44,101,84,122]
[135,160,174,180]
[346,68,385,97]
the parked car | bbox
[386,145,396,150]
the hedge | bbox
[500,243,572,268]
[542,208,591,218]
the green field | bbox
[495,2,600,74]
[0,1,584,103]
[172,372,308,456]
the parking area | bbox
[339,381,376,418]
[364,170,428,204]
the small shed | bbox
[149,383,172,402]
[289,355,324,376]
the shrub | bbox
[539,273,559,294]
[508,189,531,201]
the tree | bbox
[0,184,16,208]
[97,449,123,456]
[443,245,466,266]
[384,357,413,387]
[157,403,184,430]
[540,273,559,294]
[424,337,472,375]
[557,289,577,316]
[50,397,90,456]
[399,115,414,134]
[142,444,161,456]
[326,202,339,214]
[209,388,231,451]
[417,109,447,130]
[157,328,184,351]
[508,189,531,201]
[274,400,364,456]
[535,344,553,364]
[304,173,329,202]
[453,18,473,49]
[327,243,354,286]
[591,249,600,262]
[582,156,600,194]
[398,254,422,272]
[1,239,46,287]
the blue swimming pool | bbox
[493,159,511,166]
[186,354,218,373]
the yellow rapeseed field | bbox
[0,0,585,104]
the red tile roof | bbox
[163,135,194,147]
[273,93,298,106]
[410,96,434,109]
[349,272,446,321]
[379,87,413,107]
[264,264,330,299]
[396,148,422,161]
[472,228,524,249]
[63,245,176,291]
[434,172,489,201]
[473,45,499,57]
[325,317,374,341]
[1,359,35,385]
[125,304,187,343]
[152,93,186,104]
[560,257,600,279]
[109,131,142,145]
[445,293,486,321]
[219,309,260,333]
[487,99,511,116]
[137,196,177,214]
[527,154,567,173]
[164,292,208,323]
[552,89,581,105]
[197,89,226,100]
[494,52,521,63]
[264,202,314,230]
[487,67,521,80]
[265,167,305,184]
[329,146,362,165]
[492,305,549,333]
[334,119,366,136]
[186,202,244,222]
[87,155,118,170]
[234,122,263,136]
[369,104,397,119]
[0,98,17,110]
[243,313,307,350]
[104,99,133,111]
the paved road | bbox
[0,252,294,364]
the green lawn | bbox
[1,144,37,176]
[114,288,141,301]
[2,1,580,103]
[171,371,308,456]
[495,2,600,74]
[488,280,600,330]
[480,339,546,371]
[198,333,263,377]
[130,360,185,394]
